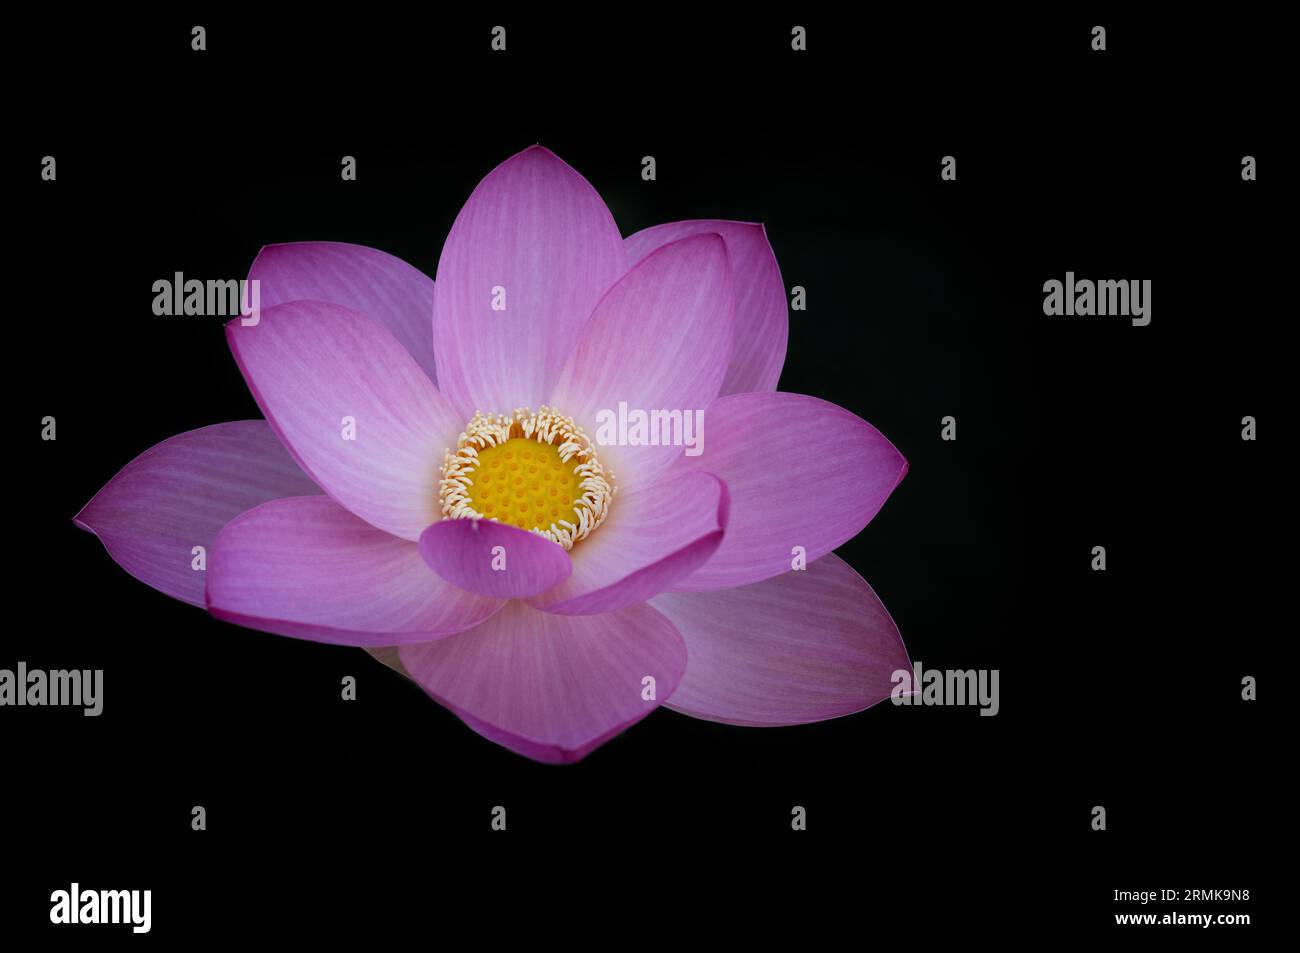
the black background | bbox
[6,10,1280,940]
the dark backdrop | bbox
[7,10,1279,938]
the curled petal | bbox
[528,471,728,615]
[418,518,572,600]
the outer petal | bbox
[669,392,907,591]
[207,497,500,646]
[549,233,735,491]
[650,554,909,726]
[74,421,321,608]
[527,471,728,616]
[248,241,438,384]
[398,601,687,763]
[418,518,571,600]
[226,300,463,541]
[432,146,627,417]
[625,220,786,395]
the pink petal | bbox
[249,241,438,384]
[226,300,464,541]
[550,233,735,491]
[432,146,627,418]
[650,554,910,726]
[670,392,907,591]
[626,220,786,395]
[74,421,321,608]
[418,518,571,599]
[208,496,500,646]
[527,471,728,615]
[398,601,686,763]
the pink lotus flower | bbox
[77,146,910,763]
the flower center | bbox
[438,407,614,550]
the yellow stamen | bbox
[438,406,614,550]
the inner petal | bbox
[438,407,614,550]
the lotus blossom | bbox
[76,146,911,763]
